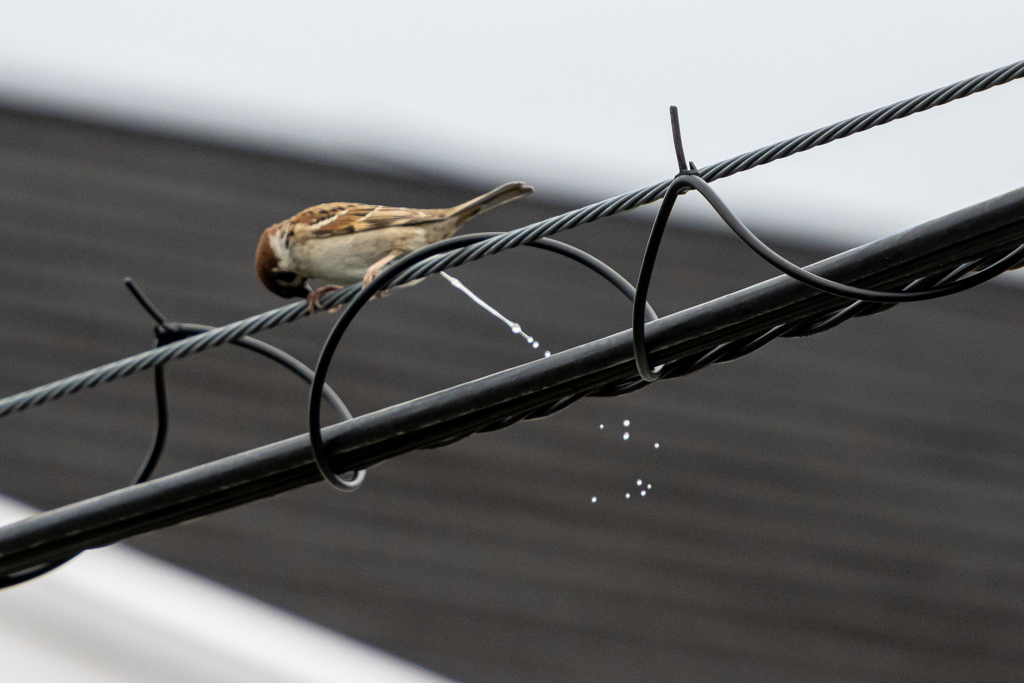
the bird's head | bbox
[256,225,308,299]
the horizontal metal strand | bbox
[2,59,1023,420]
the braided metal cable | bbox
[379,58,1024,288]
[1,58,1023,419]
[0,302,314,416]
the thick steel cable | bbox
[3,186,1024,577]
[1,58,1023,419]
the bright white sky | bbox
[0,0,1022,245]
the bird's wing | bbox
[290,203,448,237]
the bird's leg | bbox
[307,285,344,313]
[362,250,404,297]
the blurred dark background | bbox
[2,106,1024,682]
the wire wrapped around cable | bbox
[308,234,657,486]
[630,173,1024,382]
[0,288,364,588]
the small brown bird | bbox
[256,182,534,310]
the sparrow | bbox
[256,182,534,310]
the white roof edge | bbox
[0,495,453,683]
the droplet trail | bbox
[440,271,544,352]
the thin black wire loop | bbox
[134,340,169,484]
[1,285,175,589]
[0,341,170,589]
[309,234,659,475]
[124,279,174,484]
[0,280,372,589]
[630,173,1024,382]
[127,280,366,492]
[309,235,486,488]
[685,175,1024,302]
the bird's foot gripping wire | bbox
[307,285,345,313]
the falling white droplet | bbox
[599,424,604,429]
[623,419,631,427]
[640,490,647,497]
[591,496,597,503]
[622,432,630,440]
[654,442,660,449]
[647,483,652,489]
[636,479,643,486]
[544,350,551,357]
[625,493,631,499]
[440,272,542,351]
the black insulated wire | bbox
[630,107,1024,382]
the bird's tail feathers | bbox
[448,182,534,222]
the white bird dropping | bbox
[441,271,543,351]
[622,432,630,440]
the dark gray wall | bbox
[2,107,1024,683]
